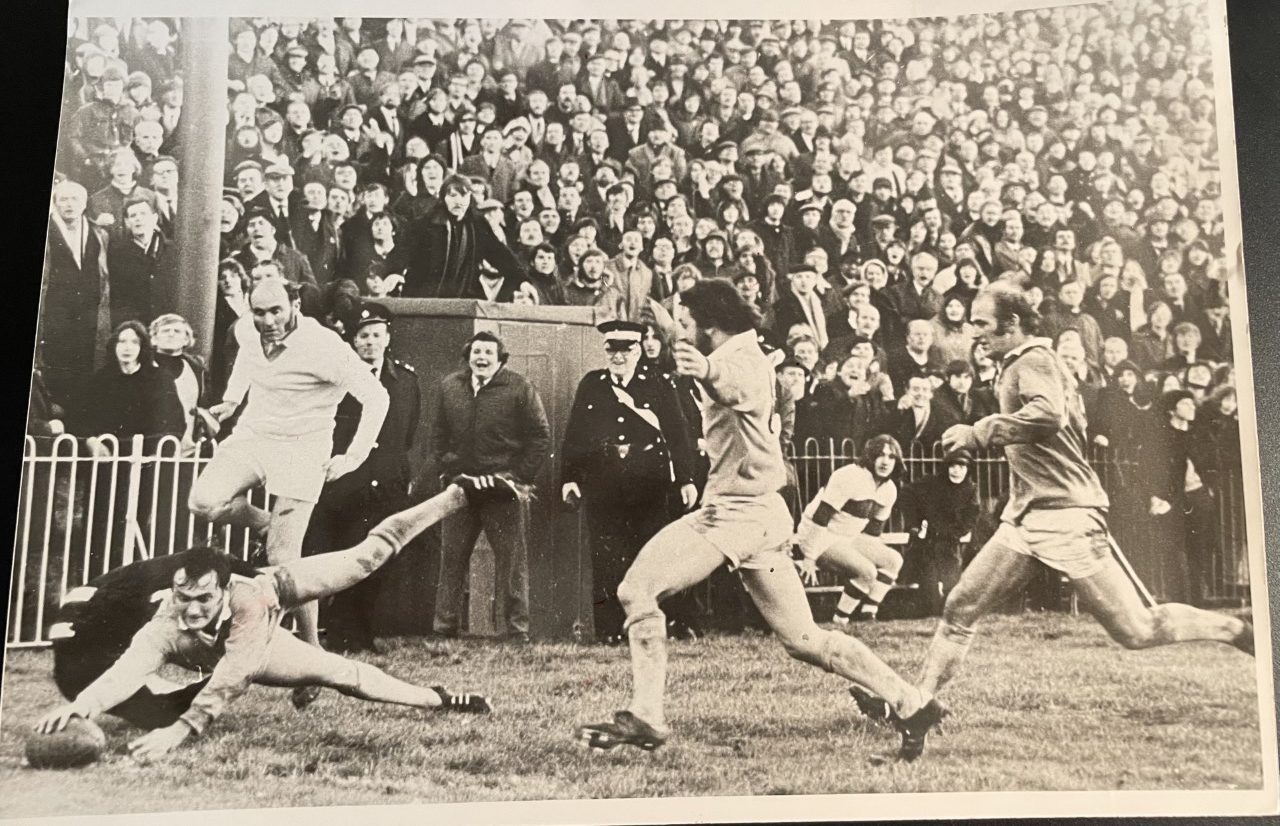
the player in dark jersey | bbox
[50,550,259,730]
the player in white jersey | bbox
[794,435,905,625]
[188,278,389,708]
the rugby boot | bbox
[848,684,895,725]
[577,710,668,752]
[431,686,492,714]
[893,698,949,763]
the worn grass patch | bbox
[0,613,1263,817]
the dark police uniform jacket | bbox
[560,363,696,504]
[323,356,421,506]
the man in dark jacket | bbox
[560,321,698,643]
[899,448,980,617]
[878,374,960,451]
[403,175,526,298]
[306,303,421,653]
[428,332,551,641]
[41,179,113,408]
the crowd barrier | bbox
[6,433,1253,647]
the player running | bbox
[575,279,945,757]
[793,434,907,626]
[33,476,514,762]
[852,283,1255,761]
[188,277,389,707]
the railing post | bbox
[121,434,148,565]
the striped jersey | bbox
[798,464,897,539]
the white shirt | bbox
[798,464,897,541]
[222,315,388,458]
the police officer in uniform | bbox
[560,321,698,644]
[305,302,422,653]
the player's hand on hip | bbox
[33,700,90,734]
[941,424,978,454]
[561,482,581,507]
[679,483,699,510]
[672,341,710,379]
[128,721,192,763]
[210,401,239,421]
[324,453,363,481]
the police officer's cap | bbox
[598,320,645,351]
[355,302,393,331]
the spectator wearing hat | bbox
[1092,360,1154,450]
[771,264,829,351]
[41,179,113,408]
[306,301,422,653]
[898,448,980,617]
[1142,389,1219,606]
[429,331,551,642]
[740,108,799,160]
[69,65,139,187]
[607,98,651,163]
[403,174,525,298]
[246,161,304,248]
[563,247,625,318]
[753,194,799,280]
[1197,290,1233,364]
[291,179,342,287]
[560,320,698,643]
[627,123,687,195]
[577,52,624,114]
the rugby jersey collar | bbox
[709,329,760,361]
[1000,336,1053,367]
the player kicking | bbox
[33,476,516,762]
[188,277,389,708]
[850,284,1255,762]
[575,279,945,757]
[794,434,906,626]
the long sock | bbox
[917,620,976,696]
[834,582,870,621]
[343,662,440,708]
[864,570,896,612]
[370,486,469,551]
[625,613,670,731]
[821,631,926,719]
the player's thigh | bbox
[816,538,878,583]
[620,519,726,605]
[190,449,263,508]
[945,525,1040,621]
[1071,555,1155,644]
[739,557,824,653]
[255,630,357,688]
[265,496,316,562]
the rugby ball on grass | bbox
[25,718,106,769]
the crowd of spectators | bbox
[32,4,1247,609]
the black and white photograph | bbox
[0,0,1276,822]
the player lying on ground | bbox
[576,278,945,760]
[847,284,1255,761]
[33,475,518,762]
[793,434,907,626]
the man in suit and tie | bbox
[247,162,305,249]
[366,81,409,163]
[879,374,960,450]
[460,128,519,204]
[291,180,342,287]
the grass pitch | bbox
[0,613,1263,818]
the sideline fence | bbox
[7,434,1252,647]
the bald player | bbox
[189,277,389,708]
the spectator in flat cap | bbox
[233,207,320,314]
